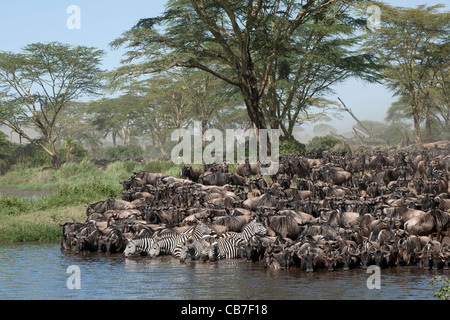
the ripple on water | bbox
[0,243,447,299]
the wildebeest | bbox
[320,209,360,229]
[62,146,450,276]
[404,209,450,242]
[60,222,83,251]
[235,158,261,177]
[397,235,423,265]
[242,193,279,211]
[294,241,325,272]
[199,169,228,186]
[180,165,202,183]
[227,173,246,186]
[86,199,136,216]
[324,166,353,186]
[263,214,301,240]
[213,214,251,232]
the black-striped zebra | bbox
[221,220,267,241]
[154,222,213,257]
[178,235,216,262]
[124,236,157,257]
[207,236,245,260]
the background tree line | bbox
[0,1,448,172]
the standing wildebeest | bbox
[60,222,83,251]
[320,209,360,229]
[227,173,246,186]
[324,166,353,187]
[86,198,136,216]
[263,214,301,240]
[294,241,325,272]
[199,169,228,186]
[404,209,450,242]
[236,158,261,177]
[397,236,423,266]
[242,193,279,211]
[180,165,202,183]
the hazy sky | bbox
[0,1,446,137]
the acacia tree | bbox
[54,101,105,155]
[262,1,381,139]
[127,70,244,156]
[87,94,142,147]
[0,42,104,168]
[109,0,354,138]
[362,3,449,148]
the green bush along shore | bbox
[0,159,180,242]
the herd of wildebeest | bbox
[60,145,450,272]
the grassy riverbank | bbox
[0,159,180,242]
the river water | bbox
[0,242,447,300]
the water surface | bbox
[0,242,446,300]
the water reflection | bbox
[0,242,447,300]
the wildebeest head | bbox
[359,242,377,269]
[373,245,391,268]
[105,229,124,254]
[416,241,440,270]
[242,236,265,262]
[341,246,360,271]
[440,244,450,270]
[325,251,337,271]
[60,222,82,251]
[294,244,316,272]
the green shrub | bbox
[279,137,306,156]
[103,145,145,160]
[0,195,34,216]
[307,135,341,152]
[143,159,178,174]
[430,276,450,300]
[0,181,121,217]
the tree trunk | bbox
[412,109,423,149]
[48,140,61,169]
[241,89,267,132]
[156,134,167,157]
[425,107,432,142]
[112,132,117,147]
[51,153,61,170]
[409,90,423,148]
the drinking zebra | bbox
[178,235,216,262]
[152,222,213,257]
[207,236,245,260]
[124,222,212,258]
[123,235,157,257]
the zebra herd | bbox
[123,220,267,262]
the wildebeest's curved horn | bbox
[350,248,360,256]
[381,245,391,255]
[368,243,377,254]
